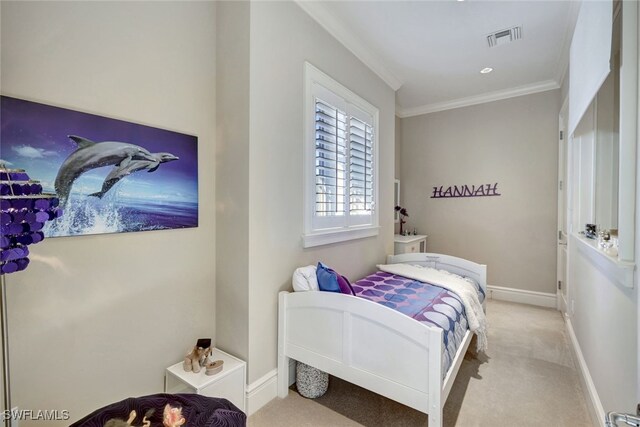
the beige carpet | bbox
[249,300,592,427]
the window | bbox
[303,62,379,248]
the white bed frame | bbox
[277,253,487,427]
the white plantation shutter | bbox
[304,63,379,247]
[314,98,375,226]
[315,99,347,218]
[348,117,374,217]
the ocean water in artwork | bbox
[44,193,198,237]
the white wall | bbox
[561,63,570,106]
[565,1,639,418]
[246,1,396,384]
[637,0,640,405]
[568,94,636,415]
[399,90,560,294]
[568,245,637,415]
[1,2,216,424]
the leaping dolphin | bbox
[88,152,179,199]
[54,135,158,205]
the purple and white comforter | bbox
[352,271,485,377]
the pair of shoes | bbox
[183,346,203,373]
[182,340,214,373]
[192,353,202,374]
[183,356,192,372]
[205,360,224,376]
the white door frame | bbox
[557,96,569,314]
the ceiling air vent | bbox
[486,26,522,48]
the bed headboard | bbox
[386,252,487,293]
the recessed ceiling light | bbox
[480,67,493,74]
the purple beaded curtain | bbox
[0,166,63,421]
[0,167,63,275]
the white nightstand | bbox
[165,348,246,412]
[394,234,428,254]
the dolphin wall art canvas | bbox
[0,96,198,237]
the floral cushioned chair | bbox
[70,393,246,427]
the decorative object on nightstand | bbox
[394,205,409,235]
[0,166,63,423]
[183,338,212,373]
[166,347,246,412]
[394,234,428,255]
[205,359,224,376]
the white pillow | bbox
[292,265,318,292]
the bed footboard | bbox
[277,291,445,426]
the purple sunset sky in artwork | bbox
[1,95,198,203]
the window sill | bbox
[303,226,379,248]
[571,232,635,288]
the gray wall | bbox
[214,1,396,388]
[246,1,396,383]
[395,115,403,179]
[215,0,250,367]
[395,115,403,235]
[1,2,216,424]
[399,90,560,293]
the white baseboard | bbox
[487,285,557,308]
[246,369,277,416]
[245,359,296,416]
[565,317,605,427]
[559,293,568,314]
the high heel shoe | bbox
[183,356,192,372]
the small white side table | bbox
[165,348,246,412]
[394,234,428,254]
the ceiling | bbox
[297,1,580,117]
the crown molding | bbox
[396,79,561,118]
[295,0,403,91]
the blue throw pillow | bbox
[316,262,341,293]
